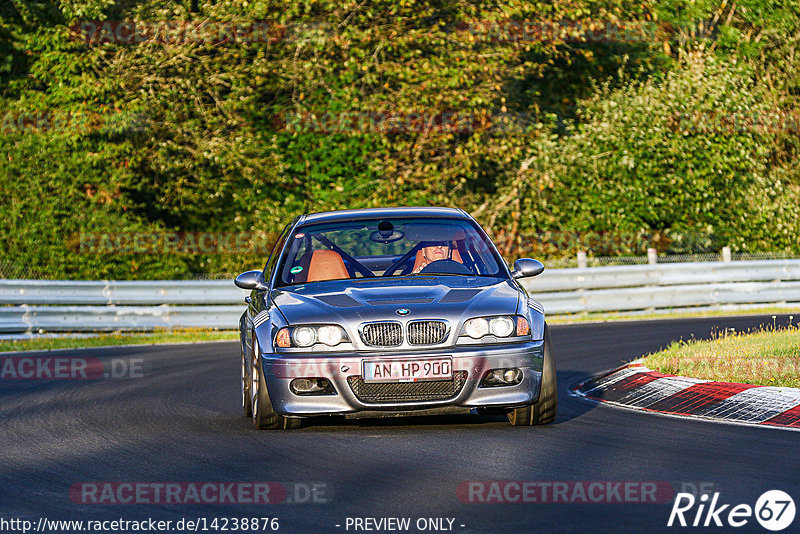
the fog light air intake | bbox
[480,368,523,387]
[290,378,336,396]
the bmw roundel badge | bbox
[396,308,411,316]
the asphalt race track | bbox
[1,315,797,534]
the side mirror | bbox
[234,270,268,290]
[512,258,545,279]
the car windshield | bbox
[275,217,506,286]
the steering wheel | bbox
[418,259,473,275]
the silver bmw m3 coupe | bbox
[235,207,556,429]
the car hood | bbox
[271,276,521,326]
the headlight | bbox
[317,325,344,346]
[292,326,316,347]
[489,316,515,337]
[461,316,531,341]
[276,325,349,348]
[464,318,489,339]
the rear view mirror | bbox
[512,258,545,279]
[235,270,268,290]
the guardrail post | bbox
[577,251,587,269]
[647,248,657,265]
[722,246,732,262]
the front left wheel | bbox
[251,345,301,430]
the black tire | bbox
[251,346,301,430]
[241,341,252,418]
[508,327,557,426]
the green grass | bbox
[0,329,238,353]
[547,306,800,324]
[642,326,800,388]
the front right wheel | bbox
[241,340,252,418]
[508,327,557,426]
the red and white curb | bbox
[572,362,800,430]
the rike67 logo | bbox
[668,490,795,531]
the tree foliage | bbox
[0,0,798,278]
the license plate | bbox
[362,357,453,383]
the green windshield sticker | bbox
[290,266,303,274]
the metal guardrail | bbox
[526,260,800,291]
[0,305,244,333]
[0,280,242,305]
[522,260,800,314]
[1,260,799,332]
[0,281,249,332]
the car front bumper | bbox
[260,340,545,417]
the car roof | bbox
[298,207,469,225]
